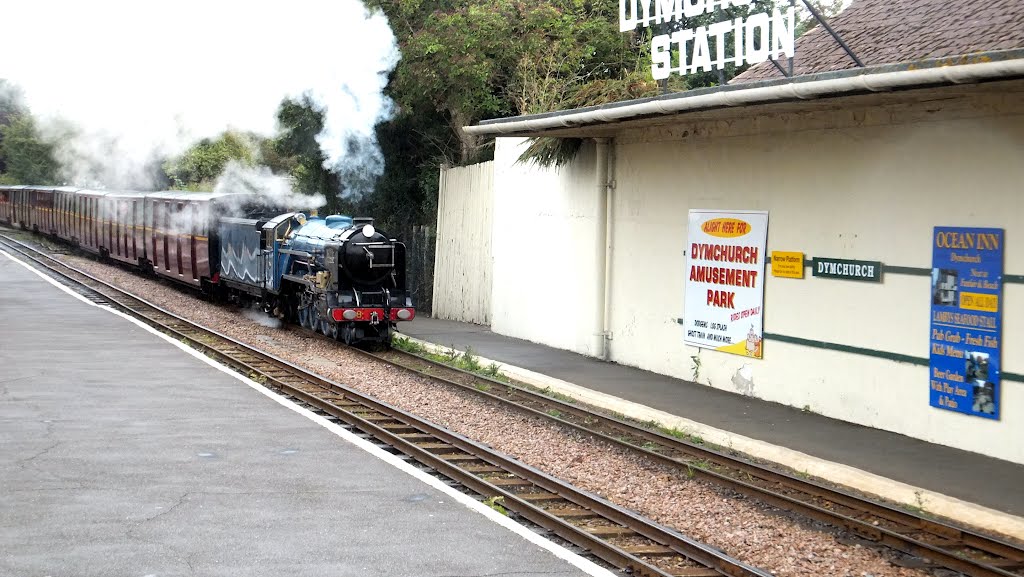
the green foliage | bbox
[368,0,653,167]
[273,95,353,215]
[517,138,584,168]
[483,495,508,515]
[357,109,448,235]
[795,0,848,37]
[539,386,576,404]
[0,113,61,185]
[396,340,511,383]
[483,362,502,378]
[460,347,482,372]
[163,131,259,190]
[0,79,27,128]
[391,335,425,354]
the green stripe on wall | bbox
[761,332,1023,383]
[762,256,1023,284]
[675,318,1022,383]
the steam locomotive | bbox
[0,185,415,346]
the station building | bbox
[432,0,1024,464]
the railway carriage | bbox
[144,191,241,288]
[0,185,22,225]
[101,190,147,267]
[0,185,30,228]
[53,187,82,243]
[74,189,110,256]
[25,187,51,234]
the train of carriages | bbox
[0,185,415,346]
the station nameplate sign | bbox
[811,258,882,282]
[770,251,804,278]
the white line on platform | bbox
[0,249,618,577]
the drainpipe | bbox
[593,138,614,361]
[602,141,615,362]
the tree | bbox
[368,0,649,165]
[163,130,261,189]
[271,95,350,215]
[0,113,60,185]
[795,0,847,37]
[0,79,29,177]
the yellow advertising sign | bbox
[959,292,999,313]
[771,251,804,278]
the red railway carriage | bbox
[71,189,110,256]
[26,187,60,234]
[144,191,237,288]
[0,185,30,228]
[0,185,23,224]
[53,187,82,243]
[101,191,147,267]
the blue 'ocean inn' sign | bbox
[929,227,1003,419]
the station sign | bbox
[811,257,882,282]
[929,227,1003,420]
[619,0,796,79]
[770,251,804,278]
[683,209,768,358]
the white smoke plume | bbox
[150,160,331,236]
[213,161,327,211]
[241,307,284,330]
[0,0,399,199]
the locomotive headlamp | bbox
[362,224,375,238]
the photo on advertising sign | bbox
[929,227,1003,420]
[683,210,768,358]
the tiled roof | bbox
[731,0,1024,83]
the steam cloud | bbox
[0,0,399,200]
[213,161,327,210]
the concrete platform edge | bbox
[0,249,619,577]
[401,334,1024,542]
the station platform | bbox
[399,317,1024,540]
[0,252,614,577]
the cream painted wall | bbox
[433,162,495,325]
[490,139,603,355]
[484,87,1024,464]
[606,94,1024,463]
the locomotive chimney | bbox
[353,217,374,226]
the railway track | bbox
[356,348,1024,577]
[0,231,775,577]
[356,345,1024,577]
[5,230,1024,577]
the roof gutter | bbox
[463,57,1024,137]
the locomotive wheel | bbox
[327,322,338,340]
[298,306,313,330]
[320,319,335,338]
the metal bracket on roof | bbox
[767,0,797,78]
[769,57,791,78]
[799,0,865,68]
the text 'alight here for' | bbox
[619,0,796,79]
